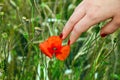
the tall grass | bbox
[0,0,120,80]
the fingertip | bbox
[59,33,64,39]
[69,32,80,45]
[61,25,69,39]
[69,37,76,45]
[67,40,70,45]
[100,33,108,37]
[62,27,71,39]
[61,32,67,40]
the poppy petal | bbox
[39,41,52,58]
[47,36,62,48]
[56,45,70,61]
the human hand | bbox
[62,0,120,44]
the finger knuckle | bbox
[73,26,80,34]
[87,6,100,21]
[87,12,97,21]
[115,19,120,25]
[69,18,76,24]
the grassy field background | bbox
[0,0,120,80]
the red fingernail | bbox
[101,33,107,37]
[68,40,70,45]
[59,33,63,38]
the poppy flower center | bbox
[51,46,60,54]
[53,47,59,52]
[53,47,57,50]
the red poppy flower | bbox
[39,36,70,61]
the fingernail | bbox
[68,40,70,45]
[59,33,63,38]
[101,33,107,37]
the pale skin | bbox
[62,0,120,44]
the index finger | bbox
[62,5,86,39]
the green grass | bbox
[0,0,120,80]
